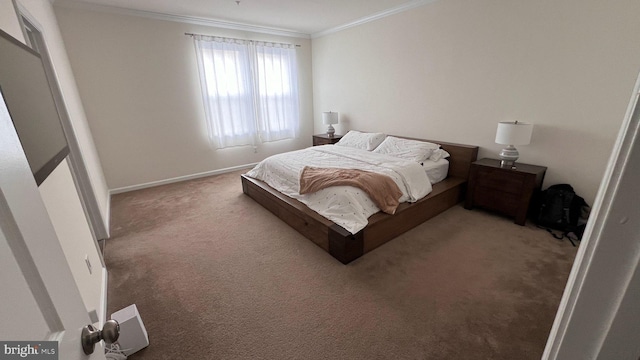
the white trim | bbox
[109,163,258,195]
[311,0,440,38]
[99,267,108,326]
[104,192,111,239]
[54,0,310,39]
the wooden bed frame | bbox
[241,139,479,264]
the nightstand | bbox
[312,134,343,146]
[464,158,546,225]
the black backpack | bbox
[536,184,588,246]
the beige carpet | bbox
[105,170,577,359]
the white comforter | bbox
[245,145,432,234]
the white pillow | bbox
[335,130,386,151]
[373,136,440,163]
[429,149,451,162]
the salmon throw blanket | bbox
[299,167,403,214]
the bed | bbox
[241,134,478,264]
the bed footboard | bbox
[241,174,467,264]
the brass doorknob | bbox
[81,319,120,355]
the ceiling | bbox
[55,0,424,36]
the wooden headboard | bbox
[431,140,479,179]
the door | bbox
[543,73,640,358]
[0,91,105,358]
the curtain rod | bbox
[184,32,301,47]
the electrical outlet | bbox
[85,255,92,274]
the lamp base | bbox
[326,124,335,137]
[498,145,519,167]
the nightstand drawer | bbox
[473,186,520,215]
[475,167,525,195]
[465,158,547,226]
[312,134,342,146]
[313,137,334,146]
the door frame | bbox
[16,1,109,247]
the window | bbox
[193,36,300,149]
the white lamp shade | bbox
[322,112,339,125]
[495,121,533,145]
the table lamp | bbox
[322,111,339,137]
[495,120,533,167]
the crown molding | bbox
[53,0,311,39]
[311,0,439,39]
[53,0,439,40]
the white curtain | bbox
[252,43,300,142]
[194,36,299,149]
[194,37,256,148]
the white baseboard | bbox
[109,163,258,195]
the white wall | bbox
[2,0,106,321]
[39,159,103,320]
[312,0,640,206]
[53,5,314,190]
